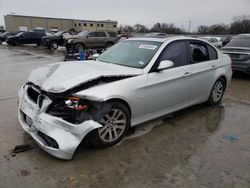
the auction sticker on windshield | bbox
[139,44,158,50]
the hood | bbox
[28,60,143,93]
[64,34,80,40]
[6,36,17,40]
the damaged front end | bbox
[18,82,113,160]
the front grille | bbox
[27,86,40,103]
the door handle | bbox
[211,65,216,70]
[183,72,192,77]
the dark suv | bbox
[6,31,46,46]
[222,34,250,74]
[65,31,119,53]
[41,31,69,49]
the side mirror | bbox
[157,60,174,71]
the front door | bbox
[146,40,191,114]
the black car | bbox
[6,31,46,46]
[222,34,250,74]
[41,31,69,49]
[0,31,21,44]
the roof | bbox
[126,36,195,43]
[4,14,117,23]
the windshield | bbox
[16,32,24,37]
[225,36,250,48]
[54,31,64,36]
[78,31,88,37]
[97,40,162,68]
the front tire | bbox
[74,43,85,53]
[51,41,59,49]
[88,101,131,148]
[207,78,225,105]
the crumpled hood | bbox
[28,60,143,93]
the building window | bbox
[83,23,87,27]
[97,24,100,27]
[90,23,93,27]
[101,24,104,27]
[74,23,77,27]
[79,23,81,26]
[113,25,116,28]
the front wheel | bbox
[74,43,85,53]
[51,41,59,49]
[207,78,225,105]
[88,101,131,148]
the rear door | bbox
[146,40,192,114]
[188,40,219,101]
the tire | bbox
[106,42,113,48]
[74,43,85,53]
[207,78,226,105]
[50,41,59,49]
[87,101,131,148]
[0,39,2,44]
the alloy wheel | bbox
[98,108,127,142]
[212,80,224,103]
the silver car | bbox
[18,37,232,159]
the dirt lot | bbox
[0,45,250,188]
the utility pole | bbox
[188,20,192,33]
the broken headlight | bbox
[65,97,88,111]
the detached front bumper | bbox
[18,85,102,160]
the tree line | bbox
[119,15,250,35]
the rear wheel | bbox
[207,78,225,105]
[88,101,131,148]
[0,39,2,44]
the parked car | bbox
[144,32,167,37]
[0,32,11,44]
[199,37,223,48]
[221,34,250,74]
[18,37,232,159]
[220,36,232,46]
[65,31,119,53]
[0,31,22,44]
[6,31,46,46]
[41,31,70,49]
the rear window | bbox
[108,32,117,37]
[226,36,250,48]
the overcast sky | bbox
[0,0,249,31]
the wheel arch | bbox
[106,98,132,117]
[217,75,227,88]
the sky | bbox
[0,0,250,31]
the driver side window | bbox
[158,41,188,67]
